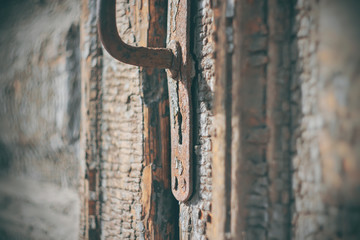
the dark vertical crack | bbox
[225,16,233,234]
[176,80,183,145]
[288,1,298,239]
[189,0,199,200]
[66,23,81,144]
[0,141,11,171]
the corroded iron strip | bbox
[167,0,193,202]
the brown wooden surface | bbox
[141,0,178,239]
[212,0,293,239]
[212,0,231,239]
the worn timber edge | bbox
[141,0,179,239]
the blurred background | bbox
[0,0,81,239]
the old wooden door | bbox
[81,0,360,239]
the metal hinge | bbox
[97,0,193,202]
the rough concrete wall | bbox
[100,0,144,239]
[0,0,81,239]
[178,0,215,239]
[291,0,360,239]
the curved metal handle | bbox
[97,0,177,70]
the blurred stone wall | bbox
[291,0,360,239]
[0,0,81,239]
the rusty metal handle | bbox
[97,0,177,70]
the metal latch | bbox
[98,0,193,202]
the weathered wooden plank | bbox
[141,0,178,239]
[212,0,293,239]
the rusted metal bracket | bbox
[97,0,193,202]
[166,0,193,202]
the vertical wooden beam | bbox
[213,0,293,239]
[212,0,232,239]
[141,0,178,239]
[267,1,292,239]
